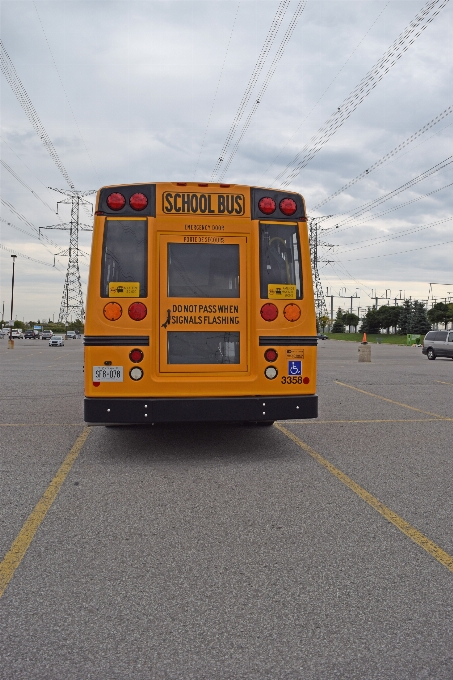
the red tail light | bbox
[128,302,147,321]
[279,197,297,216]
[260,303,278,321]
[258,197,276,215]
[106,192,126,211]
[264,348,278,362]
[129,193,148,211]
[129,348,144,363]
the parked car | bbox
[49,335,64,347]
[41,330,53,340]
[66,331,77,339]
[317,333,329,340]
[24,330,39,339]
[422,330,453,360]
[11,329,24,339]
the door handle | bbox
[161,309,171,329]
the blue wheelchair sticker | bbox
[288,360,302,376]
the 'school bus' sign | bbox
[163,192,245,216]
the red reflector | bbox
[303,376,310,384]
[176,182,187,186]
[220,184,230,187]
[106,192,126,211]
[264,348,278,362]
[93,381,100,387]
[279,197,297,216]
[260,303,278,321]
[129,192,148,211]
[198,183,208,186]
[129,348,144,363]
[128,302,147,321]
[258,197,276,215]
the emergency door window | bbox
[168,243,239,297]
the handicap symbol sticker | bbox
[288,360,302,376]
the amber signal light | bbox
[106,192,126,211]
[283,303,301,322]
[103,301,122,321]
[128,302,147,321]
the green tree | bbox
[398,300,413,334]
[318,314,330,332]
[411,300,431,334]
[427,302,450,329]
[331,308,346,333]
[377,305,401,333]
[343,312,360,332]
[360,307,381,334]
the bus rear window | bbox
[101,220,147,297]
[168,244,239,298]
[259,223,302,299]
[167,331,240,364]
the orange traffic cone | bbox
[362,333,367,344]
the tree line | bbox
[324,301,453,335]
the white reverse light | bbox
[264,366,278,380]
[129,367,144,381]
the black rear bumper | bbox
[84,394,318,425]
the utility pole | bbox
[308,217,334,319]
[40,189,94,324]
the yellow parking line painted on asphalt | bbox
[0,427,91,598]
[275,424,453,574]
[0,423,84,427]
[278,418,444,424]
[335,380,452,421]
[435,380,453,386]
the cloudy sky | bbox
[1,0,452,322]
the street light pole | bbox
[8,255,17,349]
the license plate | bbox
[92,366,123,382]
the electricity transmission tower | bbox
[308,217,334,319]
[41,189,94,323]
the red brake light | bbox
[106,192,126,211]
[128,302,147,321]
[129,193,148,211]
[129,348,144,363]
[260,303,278,321]
[279,197,297,216]
[264,348,278,362]
[258,197,276,215]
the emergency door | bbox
[159,234,248,373]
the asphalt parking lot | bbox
[1,338,452,679]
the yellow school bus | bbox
[84,182,318,424]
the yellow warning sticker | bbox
[108,282,140,297]
[268,284,296,299]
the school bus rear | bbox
[84,182,318,424]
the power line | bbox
[259,0,391,185]
[210,0,291,181]
[0,39,75,188]
[33,1,101,185]
[337,237,453,262]
[0,242,60,269]
[334,216,453,253]
[192,2,241,179]
[326,155,453,230]
[313,104,453,210]
[0,159,57,214]
[218,0,307,181]
[274,0,450,188]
